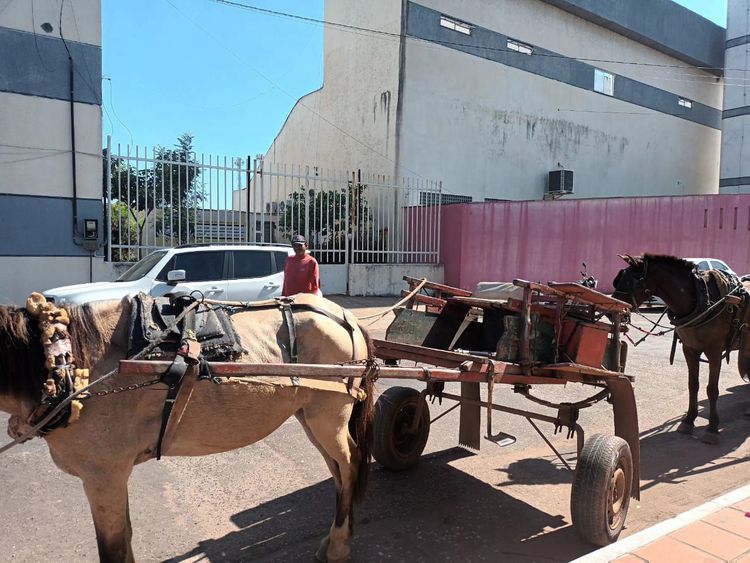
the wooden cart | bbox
[372,278,639,547]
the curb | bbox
[572,483,750,562]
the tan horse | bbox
[0,294,374,563]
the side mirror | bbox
[167,269,186,285]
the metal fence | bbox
[105,139,442,265]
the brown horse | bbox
[0,294,374,563]
[612,254,749,444]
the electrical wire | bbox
[103,76,134,146]
[208,0,737,75]
[164,0,428,179]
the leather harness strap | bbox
[279,301,300,386]
[276,299,359,391]
[155,302,202,459]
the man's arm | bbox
[281,259,290,296]
[310,258,320,293]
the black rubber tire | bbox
[571,434,633,546]
[372,386,430,470]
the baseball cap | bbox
[291,234,306,245]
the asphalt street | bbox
[1,299,749,562]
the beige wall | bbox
[0,0,101,46]
[265,0,403,175]
[0,93,102,199]
[399,42,721,200]
[422,0,722,108]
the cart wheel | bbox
[372,386,430,470]
[571,434,633,546]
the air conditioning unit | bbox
[546,169,574,196]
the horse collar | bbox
[15,293,89,439]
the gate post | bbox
[250,155,255,244]
[105,135,112,262]
[345,171,351,295]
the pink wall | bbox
[440,195,750,293]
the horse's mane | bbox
[0,306,46,400]
[643,253,695,272]
[0,302,108,402]
[66,303,109,370]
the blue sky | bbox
[102,0,728,159]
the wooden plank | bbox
[403,276,472,297]
[402,291,446,308]
[118,360,553,384]
[547,282,631,312]
[374,339,490,367]
[448,296,511,309]
[514,279,631,313]
[537,362,634,381]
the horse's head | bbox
[612,254,653,308]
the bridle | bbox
[614,260,652,308]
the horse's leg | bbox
[677,347,701,434]
[295,411,342,561]
[300,402,360,563]
[701,350,723,444]
[81,464,135,563]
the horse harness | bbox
[16,293,363,457]
[141,294,362,459]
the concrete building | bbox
[0,0,104,304]
[720,0,750,193]
[268,0,726,202]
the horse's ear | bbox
[618,254,639,267]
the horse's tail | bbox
[349,323,375,504]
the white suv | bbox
[685,258,737,276]
[43,244,294,305]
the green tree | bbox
[104,133,204,260]
[279,181,382,264]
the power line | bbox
[208,0,743,76]
[165,0,428,179]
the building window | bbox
[420,192,472,206]
[507,38,533,55]
[678,98,693,109]
[594,69,615,96]
[440,16,472,35]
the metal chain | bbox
[77,378,163,400]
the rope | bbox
[0,300,201,456]
[357,278,428,325]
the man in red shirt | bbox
[282,234,322,296]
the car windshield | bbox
[116,251,168,282]
[712,261,730,272]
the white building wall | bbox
[720,0,750,194]
[0,0,104,305]
[399,0,722,201]
[399,41,721,200]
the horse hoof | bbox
[676,422,694,435]
[700,430,720,445]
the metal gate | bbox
[104,138,442,266]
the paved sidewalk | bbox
[575,484,750,562]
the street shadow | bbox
[165,447,586,563]
[496,457,573,487]
[638,383,750,491]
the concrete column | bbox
[721,0,750,193]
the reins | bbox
[623,278,745,347]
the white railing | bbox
[105,139,442,265]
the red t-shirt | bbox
[282,254,320,296]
